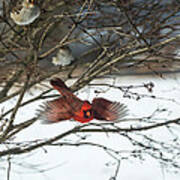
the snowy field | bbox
[1,73,180,180]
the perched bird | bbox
[38,78,128,123]
[10,0,40,26]
[52,47,74,66]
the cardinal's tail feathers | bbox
[50,78,72,95]
[50,78,69,90]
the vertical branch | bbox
[7,155,11,180]
[0,74,31,141]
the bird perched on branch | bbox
[10,0,40,26]
[38,78,128,123]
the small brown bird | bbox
[38,78,128,123]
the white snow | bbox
[1,73,180,180]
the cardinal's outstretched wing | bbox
[38,96,82,123]
[92,98,128,121]
[38,78,84,123]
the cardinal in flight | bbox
[38,78,128,123]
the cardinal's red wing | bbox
[92,98,128,121]
[38,96,82,123]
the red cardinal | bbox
[38,78,128,123]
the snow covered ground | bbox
[1,73,180,180]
